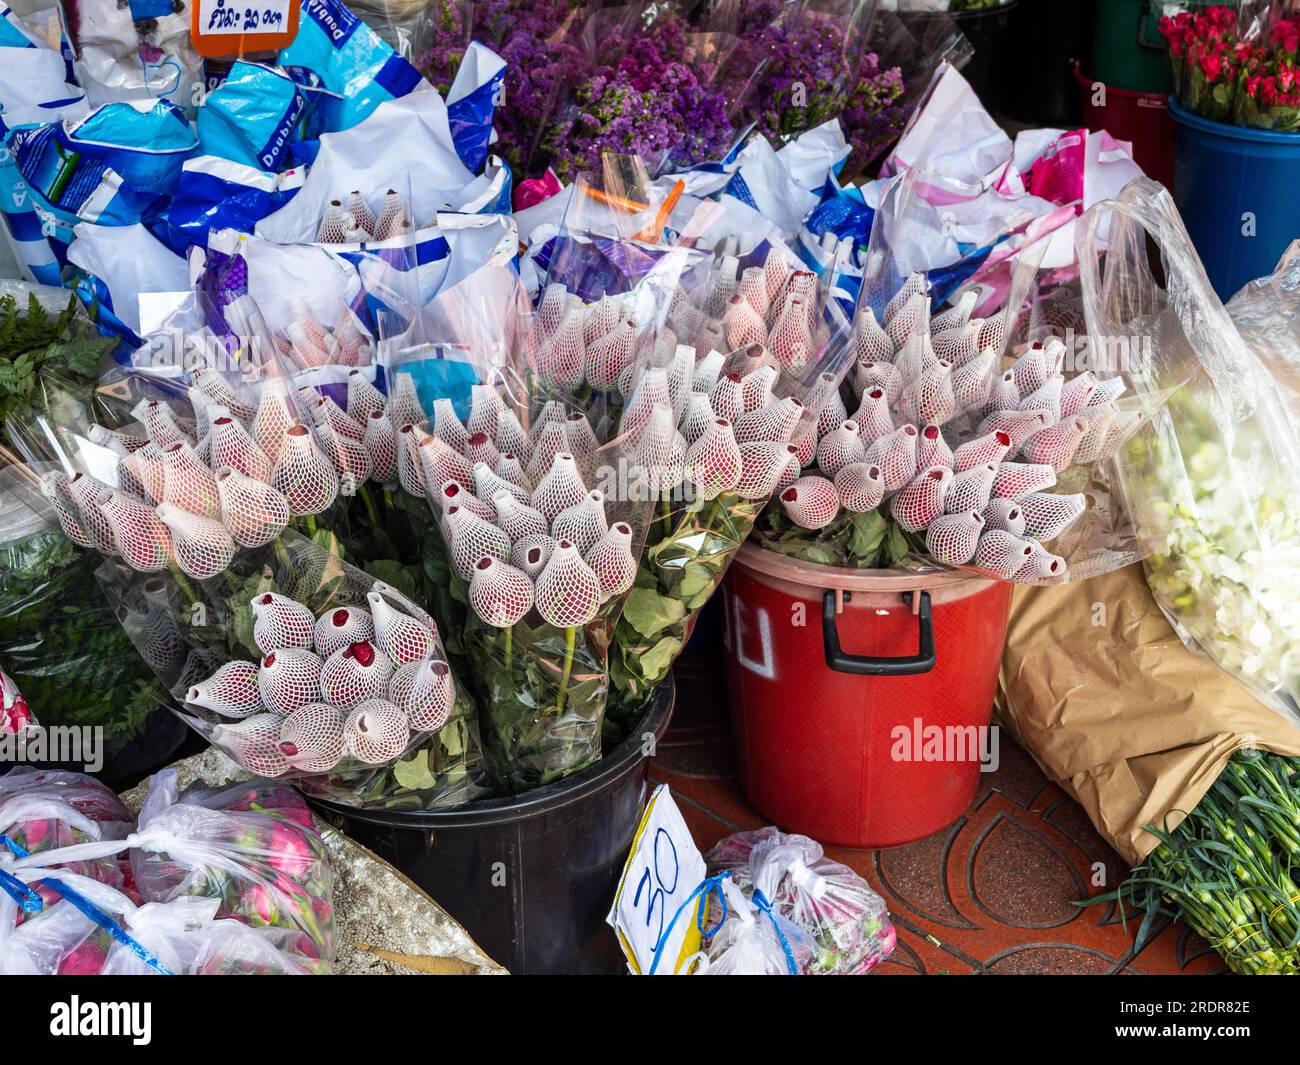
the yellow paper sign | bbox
[607,783,708,975]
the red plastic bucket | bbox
[1074,62,1176,189]
[722,543,1012,849]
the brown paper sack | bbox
[996,563,1300,867]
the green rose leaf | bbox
[393,751,435,790]
[640,635,682,682]
[622,587,687,639]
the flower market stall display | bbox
[707,827,897,975]
[412,0,958,187]
[0,767,336,974]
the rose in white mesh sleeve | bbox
[430,398,469,454]
[735,396,802,446]
[704,257,738,318]
[933,321,980,365]
[251,592,316,654]
[854,306,893,364]
[977,408,1052,451]
[739,361,776,415]
[1060,373,1098,419]
[531,453,588,524]
[155,503,236,580]
[917,425,952,470]
[985,370,1019,415]
[834,463,884,513]
[925,511,985,566]
[367,591,435,665]
[900,361,956,427]
[763,247,791,303]
[463,384,502,440]
[396,424,427,498]
[852,387,894,443]
[63,473,119,553]
[257,647,324,716]
[1073,405,1117,465]
[885,273,927,322]
[552,490,610,554]
[582,294,620,344]
[512,534,556,577]
[444,504,512,579]
[251,388,297,464]
[215,466,290,548]
[630,406,687,494]
[621,367,672,439]
[944,463,997,516]
[320,640,394,707]
[207,410,271,483]
[314,606,374,659]
[468,556,535,627]
[953,429,1012,472]
[185,660,262,718]
[475,462,528,508]
[814,377,848,440]
[316,396,365,443]
[526,421,570,484]
[1018,375,1063,421]
[738,266,770,319]
[277,702,347,772]
[390,658,455,732]
[212,714,289,777]
[982,498,1028,536]
[159,441,220,517]
[586,319,637,390]
[1018,491,1086,542]
[680,392,716,445]
[585,523,636,599]
[977,315,1005,354]
[1011,345,1048,396]
[1021,416,1088,472]
[465,431,502,474]
[416,433,474,495]
[271,425,340,515]
[692,350,725,395]
[991,462,1056,500]
[891,332,925,385]
[362,410,397,483]
[780,476,841,529]
[317,199,351,242]
[951,348,997,412]
[864,424,919,493]
[388,373,427,432]
[490,492,545,542]
[97,491,172,571]
[535,282,568,341]
[707,373,745,423]
[974,529,1036,579]
[685,418,742,500]
[564,413,599,467]
[132,398,193,449]
[1012,542,1066,582]
[344,698,411,764]
[534,540,602,627]
[193,367,257,422]
[816,421,867,478]
[891,467,952,532]
[770,299,813,371]
[886,292,929,352]
[346,370,387,424]
[496,452,530,490]
[736,441,799,500]
[318,424,373,491]
[722,295,767,350]
[931,291,977,333]
[539,304,586,388]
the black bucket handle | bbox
[822,590,936,676]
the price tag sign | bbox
[607,784,708,975]
[192,0,299,58]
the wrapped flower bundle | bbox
[754,272,1127,583]
[697,875,815,976]
[605,248,855,728]
[706,826,896,976]
[0,768,336,974]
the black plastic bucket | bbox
[901,2,1018,114]
[311,679,675,974]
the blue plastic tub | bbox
[1169,98,1300,300]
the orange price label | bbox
[192,0,299,59]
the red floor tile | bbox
[659,655,1220,975]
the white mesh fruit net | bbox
[723,296,767,350]
[891,468,952,532]
[214,714,289,777]
[864,425,919,493]
[992,462,1056,500]
[160,441,220,517]
[495,409,531,470]
[585,523,636,598]
[445,505,512,580]
[251,592,316,654]
[925,512,984,566]
[278,703,346,772]
[551,490,609,554]
[368,592,435,665]
[816,422,866,478]
[1013,543,1065,581]
[257,648,324,716]
[1018,491,1086,542]
[156,504,236,580]
[215,467,290,548]
[526,422,570,484]
[319,640,393,707]
[974,529,1034,578]
[534,542,602,627]
[65,474,118,553]
[512,533,555,577]
[685,418,742,500]
[314,606,375,658]
[271,426,340,515]
[389,374,427,431]
[468,557,535,627]
[953,430,1012,472]
[530,454,587,523]
[389,658,454,732]
[346,371,387,424]
[780,477,840,530]
[344,698,411,764]
[208,414,271,483]
[738,266,769,318]
[944,464,996,516]
[983,498,1027,536]
[736,441,799,500]
[854,307,893,365]
[1021,417,1088,472]
[251,389,296,463]
[493,493,548,542]
[396,424,426,498]
[979,409,1051,451]
[361,411,397,483]
[186,660,262,718]
[417,434,474,495]
[98,492,172,571]
[833,463,884,514]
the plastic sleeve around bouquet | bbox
[705,826,896,976]
[0,768,336,974]
[93,527,490,810]
[1078,179,1300,721]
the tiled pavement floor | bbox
[656,656,1226,975]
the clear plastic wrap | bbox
[1226,240,1300,422]
[0,768,336,974]
[706,826,896,975]
[1079,178,1300,722]
[697,876,814,976]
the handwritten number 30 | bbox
[633,828,680,951]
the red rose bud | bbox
[187,660,262,718]
[781,476,841,530]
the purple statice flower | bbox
[842,53,906,174]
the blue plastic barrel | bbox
[1169,98,1300,300]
